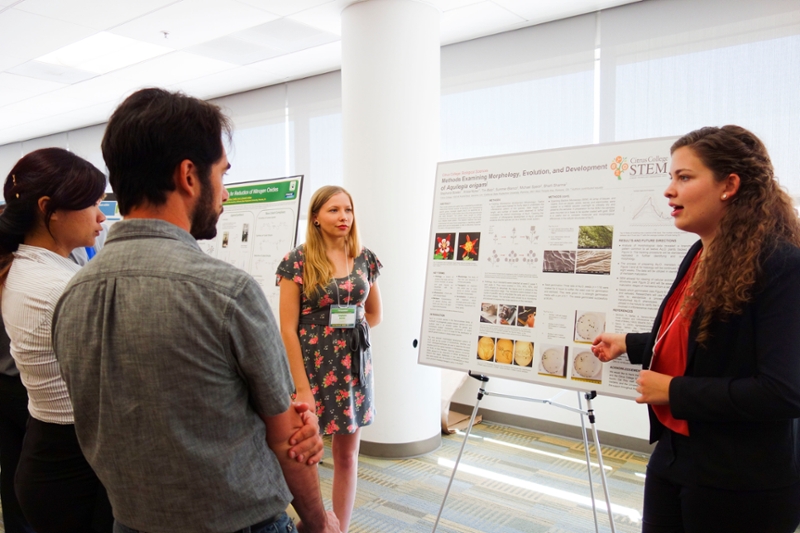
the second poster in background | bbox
[419,138,697,400]
[199,176,303,324]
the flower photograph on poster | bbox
[433,233,454,260]
[457,232,480,261]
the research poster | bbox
[199,176,303,321]
[418,138,698,400]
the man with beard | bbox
[52,88,340,533]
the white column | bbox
[342,0,441,456]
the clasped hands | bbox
[288,401,323,465]
[591,333,672,405]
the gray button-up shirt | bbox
[53,219,294,533]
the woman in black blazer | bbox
[592,125,800,533]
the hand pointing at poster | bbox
[590,332,627,362]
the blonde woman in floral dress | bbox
[277,185,382,533]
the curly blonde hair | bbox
[302,186,361,298]
[675,125,800,343]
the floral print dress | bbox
[277,245,382,435]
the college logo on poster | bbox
[610,156,629,179]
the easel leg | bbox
[578,391,600,533]
[585,392,617,533]
[431,373,488,533]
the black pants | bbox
[16,418,114,533]
[0,374,34,533]
[643,429,800,533]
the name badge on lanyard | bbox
[329,305,357,328]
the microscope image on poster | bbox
[538,345,568,378]
[574,310,605,344]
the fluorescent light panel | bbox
[36,32,172,74]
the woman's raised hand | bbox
[591,332,627,362]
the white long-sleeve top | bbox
[2,244,80,424]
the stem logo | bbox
[610,156,629,179]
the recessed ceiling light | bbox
[36,31,173,74]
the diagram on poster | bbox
[198,176,303,323]
[418,138,698,400]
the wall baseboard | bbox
[360,432,442,459]
[451,402,654,455]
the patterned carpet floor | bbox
[0,421,645,532]
[317,421,648,533]
[7,421,793,532]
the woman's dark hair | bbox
[0,147,106,279]
[102,88,231,215]
[672,125,800,343]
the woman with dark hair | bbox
[277,185,382,533]
[0,147,113,533]
[592,125,800,532]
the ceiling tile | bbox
[492,0,641,24]
[7,60,97,84]
[440,1,526,44]
[110,0,280,49]
[0,0,643,146]
[249,40,341,80]
[0,8,97,71]
[169,64,279,98]
[50,75,146,105]
[186,18,338,65]
[0,73,67,106]
[430,0,483,12]
[110,51,238,86]
[287,0,353,36]
[186,35,283,65]
[14,0,180,30]
[238,18,339,51]
[233,0,336,17]
[593,0,643,9]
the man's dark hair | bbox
[101,88,231,215]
